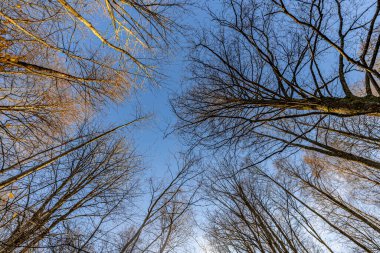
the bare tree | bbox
[0,0,185,152]
[204,155,380,253]
[204,159,326,253]
[0,1,199,252]
[0,121,141,252]
[171,1,380,252]
[118,156,200,253]
[0,125,200,252]
[173,0,380,167]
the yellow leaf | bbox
[8,192,14,199]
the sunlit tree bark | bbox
[0,0,184,150]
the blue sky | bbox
[99,2,216,179]
[103,51,186,178]
[95,8,211,251]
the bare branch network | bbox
[1,0,380,252]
